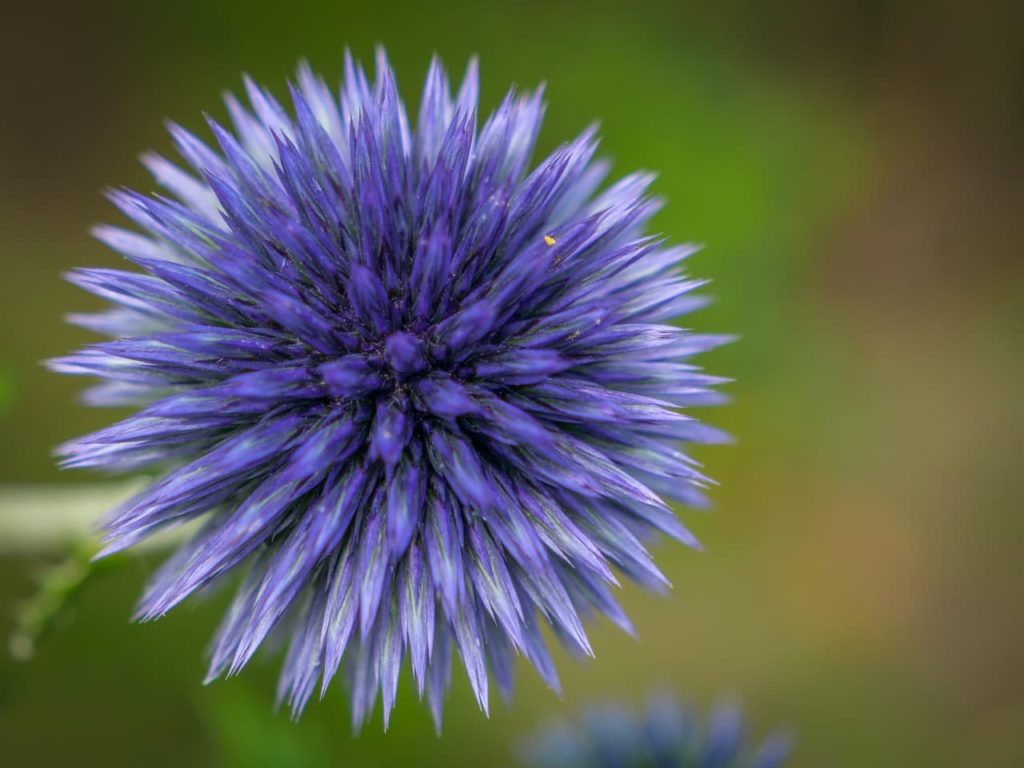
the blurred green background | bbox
[1,1,1021,765]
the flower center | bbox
[383,331,427,378]
[317,330,433,400]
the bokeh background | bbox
[1,1,1021,766]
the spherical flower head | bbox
[523,696,790,768]
[51,49,731,730]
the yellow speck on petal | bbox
[543,234,556,246]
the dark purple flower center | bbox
[384,330,428,377]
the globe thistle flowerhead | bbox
[51,49,730,729]
[523,696,790,768]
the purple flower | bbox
[523,696,790,768]
[51,49,729,729]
